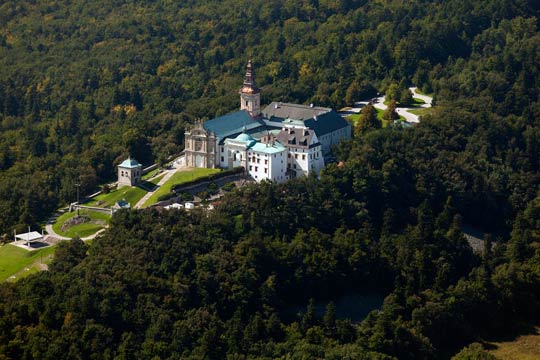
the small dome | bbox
[119,157,142,168]
[234,132,255,143]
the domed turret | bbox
[240,59,261,117]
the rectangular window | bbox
[302,155,306,160]
[265,160,268,165]
[255,166,258,171]
[221,156,224,162]
[264,168,267,173]
[221,147,224,153]
[249,166,252,171]
[293,164,297,169]
[257,159,260,163]
[295,154,298,159]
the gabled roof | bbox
[262,102,329,121]
[275,128,319,149]
[203,110,261,138]
[262,102,350,136]
[303,110,351,137]
[119,158,142,169]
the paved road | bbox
[410,87,432,107]
[43,156,187,240]
[344,87,433,124]
[134,155,186,209]
[44,223,107,241]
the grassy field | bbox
[487,329,540,359]
[413,88,435,97]
[412,97,426,105]
[142,168,220,207]
[408,107,434,117]
[87,186,146,207]
[0,244,56,282]
[347,109,403,128]
[87,175,163,208]
[52,209,110,238]
[142,168,161,180]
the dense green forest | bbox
[1,0,540,358]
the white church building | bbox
[184,60,351,183]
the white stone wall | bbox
[247,151,268,182]
[118,166,142,187]
[246,150,287,182]
[319,125,351,155]
[270,152,287,183]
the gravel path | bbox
[344,87,433,124]
[134,155,186,209]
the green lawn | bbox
[0,244,56,282]
[52,209,110,238]
[87,186,146,207]
[348,109,404,128]
[142,168,161,180]
[412,88,434,97]
[142,168,220,207]
[412,97,426,105]
[408,107,434,117]
[86,175,164,208]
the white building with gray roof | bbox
[184,60,351,182]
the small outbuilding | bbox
[112,199,131,213]
[118,157,142,186]
[15,231,43,246]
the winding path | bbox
[134,155,186,209]
[371,87,432,123]
[343,87,433,124]
[44,223,106,241]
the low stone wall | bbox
[142,164,158,175]
[155,174,249,207]
[72,204,112,215]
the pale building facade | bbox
[184,121,217,168]
[276,125,324,179]
[118,157,142,186]
[224,132,288,182]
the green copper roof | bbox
[119,158,142,168]
[234,132,256,142]
[204,110,261,137]
[250,141,287,154]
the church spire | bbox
[240,59,261,117]
[241,59,260,94]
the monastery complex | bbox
[184,60,352,182]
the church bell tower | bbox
[240,59,261,117]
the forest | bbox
[1,0,540,358]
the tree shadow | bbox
[137,180,159,192]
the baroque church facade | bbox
[184,60,351,182]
